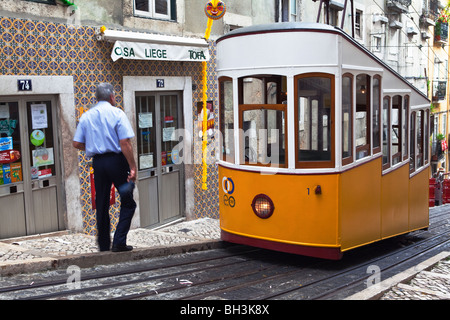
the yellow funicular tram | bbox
[216,22,430,259]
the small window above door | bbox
[23,0,56,5]
[134,0,175,21]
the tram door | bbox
[0,98,62,239]
[135,92,184,227]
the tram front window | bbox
[238,75,288,168]
[296,74,334,168]
[241,108,286,167]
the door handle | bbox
[162,166,174,173]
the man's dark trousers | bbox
[93,152,136,251]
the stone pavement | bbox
[0,217,222,276]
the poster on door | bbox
[30,104,48,130]
[90,167,115,210]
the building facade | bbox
[0,0,276,239]
[0,0,447,239]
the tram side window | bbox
[410,111,416,173]
[382,96,390,170]
[296,74,334,168]
[342,74,353,165]
[402,96,409,161]
[410,109,429,174]
[391,95,402,165]
[355,74,370,160]
[219,77,234,163]
[416,110,424,168]
[372,76,381,153]
[238,75,287,168]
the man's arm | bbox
[120,138,137,183]
[73,141,85,151]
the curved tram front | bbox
[216,23,430,260]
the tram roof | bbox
[217,22,337,42]
[217,22,430,102]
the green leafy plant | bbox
[60,0,77,9]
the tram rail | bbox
[0,209,449,300]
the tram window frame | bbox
[237,75,288,168]
[372,76,382,154]
[219,76,235,164]
[402,96,409,162]
[355,74,371,160]
[295,73,335,169]
[382,96,391,170]
[342,73,353,166]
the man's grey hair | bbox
[96,83,114,102]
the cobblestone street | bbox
[1,216,450,300]
[381,258,450,299]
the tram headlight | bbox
[251,194,275,219]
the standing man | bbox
[73,83,137,252]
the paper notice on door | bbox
[163,127,176,142]
[139,153,154,170]
[0,104,9,119]
[31,104,48,129]
[32,147,54,167]
[38,168,52,179]
[138,112,153,128]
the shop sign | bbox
[111,41,210,62]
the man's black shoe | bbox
[111,245,133,252]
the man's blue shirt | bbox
[73,101,135,158]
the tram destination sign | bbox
[111,41,210,63]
